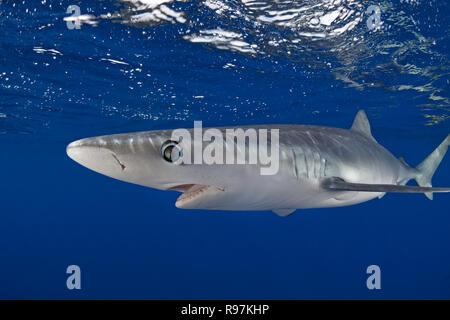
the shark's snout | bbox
[66,139,86,162]
[67,138,126,176]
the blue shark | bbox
[67,111,450,216]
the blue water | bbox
[1,0,449,299]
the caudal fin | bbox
[415,134,450,200]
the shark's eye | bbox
[161,140,182,163]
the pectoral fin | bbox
[322,177,450,194]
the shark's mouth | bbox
[169,184,224,207]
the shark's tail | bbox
[400,134,450,200]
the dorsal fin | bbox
[398,157,409,167]
[350,110,376,141]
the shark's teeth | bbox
[172,184,224,207]
[177,185,211,203]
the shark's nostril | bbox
[66,137,133,182]
[111,153,126,170]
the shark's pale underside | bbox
[67,111,450,216]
